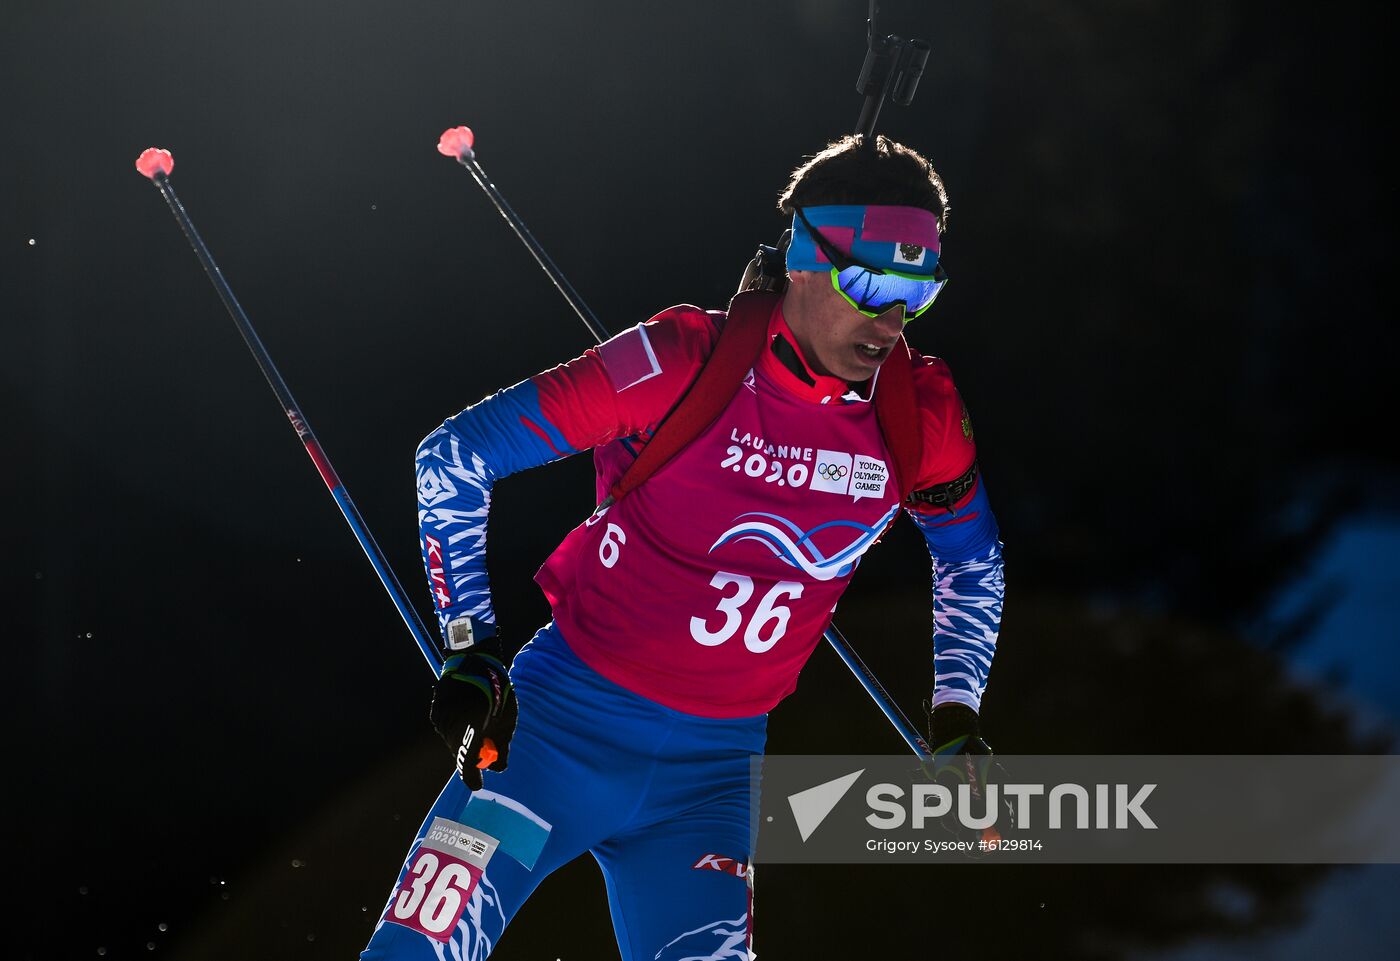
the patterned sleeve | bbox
[415,306,719,654]
[903,354,1006,712]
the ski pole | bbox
[134,148,444,678]
[436,127,933,760]
[435,127,607,345]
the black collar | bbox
[770,332,816,387]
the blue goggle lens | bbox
[835,265,946,320]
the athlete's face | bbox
[782,270,907,383]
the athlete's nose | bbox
[871,304,905,338]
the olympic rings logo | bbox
[817,463,849,480]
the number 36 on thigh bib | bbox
[387,817,499,941]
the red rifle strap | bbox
[873,334,923,501]
[606,289,923,505]
[607,289,780,503]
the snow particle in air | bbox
[291,858,304,868]
[158,923,168,932]
[28,239,36,246]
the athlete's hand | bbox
[926,704,1015,847]
[430,640,517,791]
[930,703,991,758]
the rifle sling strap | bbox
[606,290,923,506]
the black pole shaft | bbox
[457,152,610,343]
[149,171,442,674]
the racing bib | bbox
[385,817,499,942]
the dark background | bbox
[4,1,1397,958]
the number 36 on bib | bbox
[690,571,803,653]
[386,818,499,942]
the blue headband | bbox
[786,205,942,276]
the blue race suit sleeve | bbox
[414,308,717,654]
[415,379,581,650]
[906,476,1006,711]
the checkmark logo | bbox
[787,769,864,842]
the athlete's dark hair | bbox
[776,134,950,234]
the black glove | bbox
[930,703,992,758]
[925,703,1014,846]
[430,639,517,791]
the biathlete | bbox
[361,134,1006,960]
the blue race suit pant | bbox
[361,622,766,961]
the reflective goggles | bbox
[795,207,948,321]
